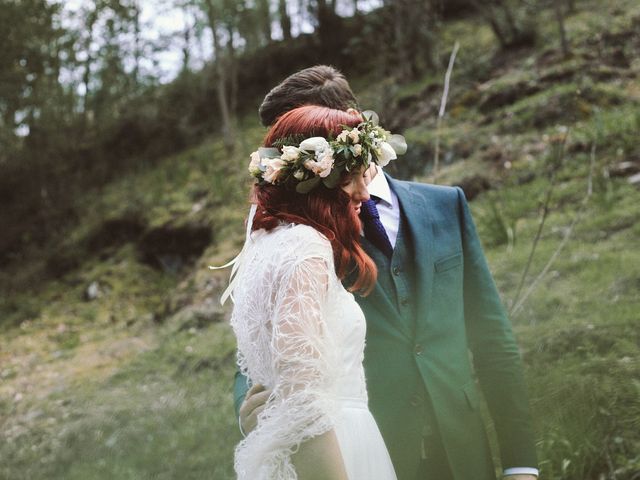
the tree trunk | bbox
[392,0,440,79]
[494,0,519,40]
[205,0,235,153]
[132,1,141,87]
[279,0,292,40]
[316,0,329,33]
[181,22,191,72]
[468,0,507,48]
[392,0,411,78]
[81,7,98,136]
[565,0,576,14]
[257,0,271,43]
[554,0,570,57]
[225,21,239,117]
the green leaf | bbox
[295,176,321,193]
[322,166,343,189]
[362,110,380,125]
[258,147,280,159]
[271,134,306,149]
[388,134,407,155]
[362,110,379,125]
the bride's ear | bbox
[346,108,360,116]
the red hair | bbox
[252,105,377,295]
[264,104,362,145]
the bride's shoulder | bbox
[277,223,331,249]
[258,223,332,259]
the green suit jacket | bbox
[233,177,537,480]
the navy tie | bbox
[360,198,393,258]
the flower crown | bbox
[248,111,407,194]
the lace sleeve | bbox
[234,253,340,480]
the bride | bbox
[220,105,404,479]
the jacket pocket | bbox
[462,381,479,411]
[434,252,462,273]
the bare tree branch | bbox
[512,142,596,318]
[433,41,459,184]
[510,130,569,314]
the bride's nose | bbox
[352,177,370,202]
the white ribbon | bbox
[209,204,257,305]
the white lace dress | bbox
[228,223,397,480]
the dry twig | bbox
[511,142,596,318]
[433,41,459,184]
[509,131,569,315]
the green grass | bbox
[474,169,640,479]
[1,321,239,480]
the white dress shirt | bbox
[366,167,400,247]
[366,168,539,479]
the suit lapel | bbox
[387,176,435,329]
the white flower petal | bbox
[299,137,330,153]
[377,142,397,167]
[281,145,300,162]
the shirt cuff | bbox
[503,467,539,476]
[238,415,247,438]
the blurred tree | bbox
[469,0,536,49]
[255,0,272,44]
[0,0,68,150]
[553,0,569,58]
[0,0,79,250]
[525,0,575,57]
[279,0,292,40]
[565,0,575,14]
[92,14,129,129]
[181,16,194,72]
[389,0,440,80]
[76,2,100,138]
[310,0,342,46]
[131,1,143,87]
[199,0,238,152]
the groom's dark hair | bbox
[259,65,359,127]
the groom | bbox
[233,66,538,480]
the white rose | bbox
[336,130,349,143]
[281,145,300,162]
[299,137,330,153]
[263,157,286,183]
[353,144,363,157]
[248,151,262,175]
[377,142,397,167]
[349,128,360,144]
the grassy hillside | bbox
[1,0,639,478]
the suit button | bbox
[414,344,423,355]
[392,266,401,276]
[410,395,423,407]
[400,297,409,307]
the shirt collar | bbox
[367,167,393,206]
